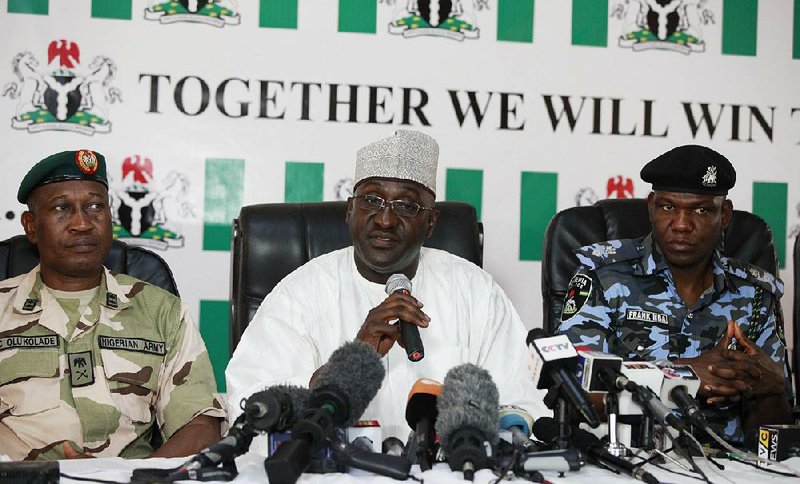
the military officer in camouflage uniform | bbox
[0,150,226,460]
[558,145,791,446]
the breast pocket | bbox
[0,348,60,416]
[100,349,162,424]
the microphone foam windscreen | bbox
[271,384,311,430]
[310,340,385,427]
[385,273,412,295]
[435,363,499,450]
[570,428,601,452]
[531,416,557,444]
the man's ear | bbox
[720,198,733,230]
[345,197,354,223]
[646,192,655,224]
[21,211,37,245]
[425,209,439,238]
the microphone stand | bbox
[544,384,573,450]
[605,391,627,457]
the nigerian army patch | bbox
[561,274,592,322]
[68,351,94,387]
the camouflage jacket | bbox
[0,266,225,460]
[557,234,789,444]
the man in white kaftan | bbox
[226,130,546,440]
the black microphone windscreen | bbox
[272,385,311,431]
[435,363,499,450]
[406,393,438,428]
[570,428,601,452]
[531,416,557,444]
[310,340,385,426]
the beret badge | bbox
[75,149,99,175]
[701,165,717,188]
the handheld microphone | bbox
[533,417,660,484]
[652,362,707,429]
[498,405,536,453]
[386,273,424,362]
[405,378,442,470]
[516,449,584,473]
[264,341,385,484]
[436,363,499,481]
[526,329,600,427]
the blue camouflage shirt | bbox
[557,234,789,444]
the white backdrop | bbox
[1,0,798,388]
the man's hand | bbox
[151,415,222,458]
[718,322,786,400]
[676,321,753,405]
[62,442,93,459]
[356,292,430,357]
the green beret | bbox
[640,145,736,196]
[18,149,108,204]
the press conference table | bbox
[57,451,800,484]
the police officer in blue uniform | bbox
[558,145,792,446]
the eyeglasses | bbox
[353,194,435,218]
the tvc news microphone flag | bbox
[526,329,599,427]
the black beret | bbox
[640,145,735,196]
[18,149,108,204]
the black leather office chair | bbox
[793,234,800,409]
[229,201,483,355]
[0,234,179,297]
[541,198,780,335]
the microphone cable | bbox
[697,421,800,478]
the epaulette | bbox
[722,257,783,296]
[573,239,643,271]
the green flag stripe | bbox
[203,158,244,251]
[339,0,376,33]
[752,182,787,269]
[794,0,800,59]
[722,0,758,56]
[199,300,229,393]
[7,0,47,14]
[260,0,297,29]
[445,169,484,219]
[497,0,534,43]
[285,162,324,202]
[571,0,607,47]
[91,0,131,19]
[520,171,557,261]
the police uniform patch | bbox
[561,274,592,322]
[69,351,94,387]
[625,309,670,325]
